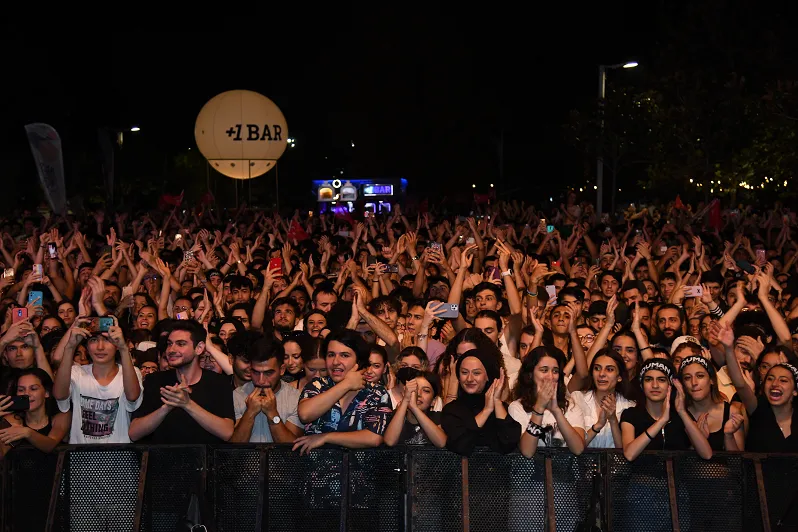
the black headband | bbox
[679,356,710,375]
[639,360,674,388]
[772,363,798,388]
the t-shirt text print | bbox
[80,395,120,439]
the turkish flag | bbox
[287,220,309,241]
[159,190,184,210]
[673,195,685,210]
[332,205,355,227]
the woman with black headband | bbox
[717,322,798,452]
[679,355,745,451]
[441,349,521,456]
[621,359,713,461]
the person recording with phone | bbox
[0,368,71,455]
[53,316,143,444]
[0,318,54,394]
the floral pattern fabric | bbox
[300,377,393,435]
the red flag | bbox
[199,191,214,206]
[159,190,184,210]
[332,205,355,227]
[674,195,685,210]
[287,220,309,241]
[708,199,721,230]
[474,193,491,205]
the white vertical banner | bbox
[24,123,67,215]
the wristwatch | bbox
[270,415,281,425]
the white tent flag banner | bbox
[25,123,67,215]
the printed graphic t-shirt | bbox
[56,364,143,444]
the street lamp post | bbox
[596,62,637,215]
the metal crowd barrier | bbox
[1,444,796,531]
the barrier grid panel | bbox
[550,451,601,532]
[9,448,58,532]
[761,455,798,529]
[53,448,141,532]
[139,446,205,532]
[211,447,262,532]
[673,453,744,532]
[349,448,405,532]
[608,452,672,532]
[410,448,463,532]
[266,447,343,532]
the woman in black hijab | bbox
[441,349,521,456]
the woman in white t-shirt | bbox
[570,349,635,449]
[508,346,585,457]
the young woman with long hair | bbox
[0,368,71,455]
[509,346,585,458]
[679,355,745,451]
[570,349,635,448]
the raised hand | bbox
[724,412,745,434]
[696,412,710,438]
[342,368,367,392]
[672,380,685,415]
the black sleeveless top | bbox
[21,416,53,437]
[689,402,731,451]
[747,396,798,453]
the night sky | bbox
[1,6,658,209]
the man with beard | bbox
[230,337,302,442]
[86,276,121,316]
[271,297,300,341]
[653,304,685,350]
[129,320,234,443]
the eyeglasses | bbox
[579,334,596,342]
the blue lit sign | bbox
[363,184,394,196]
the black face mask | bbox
[396,366,422,384]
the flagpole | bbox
[275,162,280,212]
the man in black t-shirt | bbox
[129,321,234,444]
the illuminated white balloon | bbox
[194,90,288,179]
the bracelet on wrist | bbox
[526,290,538,297]
[590,425,602,434]
[640,345,651,351]
[531,407,544,416]
[644,429,654,440]
[526,420,548,438]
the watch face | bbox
[272,416,281,424]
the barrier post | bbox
[461,457,470,532]
[544,455,556,532]
[754,458,772,532]
[665,457,680,532]
[44,450,66,532]
[340,452,350,532]
[256,447,268,531]
[133,450,149,532]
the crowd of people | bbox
[0,191,796,464]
